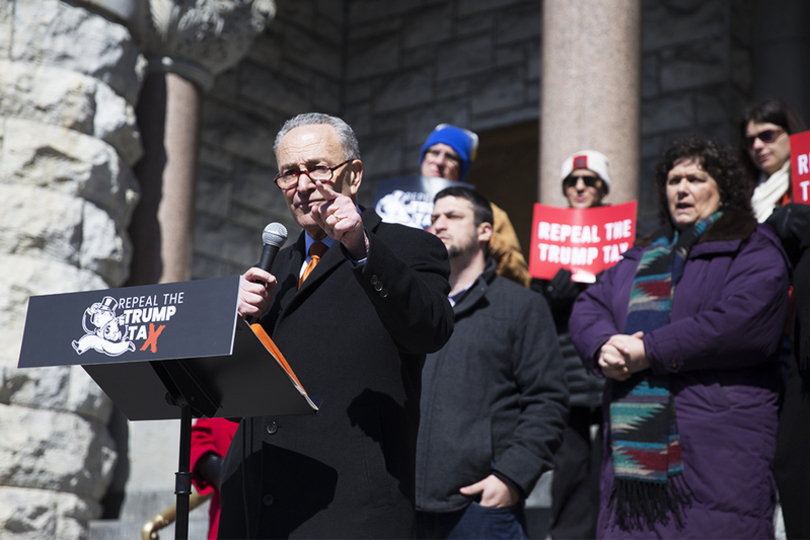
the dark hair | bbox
[434,186,493,227]
[739,98,806,181]
[654,135,752,225]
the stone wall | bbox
[638,0,754,230]
[194,0,755,257]
[0,0,143,538]
[193,0,346,280]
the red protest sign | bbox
[790,130,810,205]
[528,201,637,283]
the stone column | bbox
[114,0,277,528]
[540,0,641,206]
[0,0,144,538]
[128,0,276,285]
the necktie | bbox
[299,241,327,288]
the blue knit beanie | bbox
[419,124,479,180]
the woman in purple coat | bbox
[570,136,790,539]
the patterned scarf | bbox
[608,211,722,531]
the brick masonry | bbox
[194,0,755,279]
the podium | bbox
[17,276,319,539]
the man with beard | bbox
[415,186,568,539]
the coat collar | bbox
[451,257,498,318]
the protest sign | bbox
[529,201,637,283]
[373,175,473,230]
[790,130,810,205]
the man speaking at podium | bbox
[218,113,454,539]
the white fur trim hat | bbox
[559,150,611,192]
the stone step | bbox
[88,518,210,540]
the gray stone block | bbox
[347,15,402,42]
[193,214,260,269]
[12,0,144,104]
[346,35,400,80]
[642,0,726,52]
[660,39,727,92]
[0,0,10,58]
[470,67,526,115]
[458,0,524,17]
[201,103,278,168]
[495,3,541,45]
[344,102,373,138]
[348,0,421,25]
[242,62,311,114]
[245,31,284,70]
[314,12,344,46]
[695,87,729,126]
[343,81,374,104]
[374,68,434,114]
[1,486,103,540]
[192,252,241,281]
[402,44,441,70]
[642,53,660,98]
[277,0,315,28]
[0,406,116,499]
[471,105,538,132]
[436,35,493,82]
[316,0,345,24]
[207,66,239,103]
[436,78,470,101]
[199,143,236,174]
[359,132,404,178]
[404,103,470,148]
[310,73,342,114]
[527,39,541,81]
[457,11,494,37]
[403,4,454,49]
[496,43,527,68]
[281,25,342,79]
[642,95,695,134]
[231,159,288,215]
[196,166,232,218]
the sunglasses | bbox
[563,175,600,190]
[744,128,784,148]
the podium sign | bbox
[18,276,319,421]
[20,276,239,368]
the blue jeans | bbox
[417,502,529,539]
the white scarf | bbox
[751,160,790,222]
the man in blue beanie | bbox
[419,124,531,287]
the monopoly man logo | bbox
[71,291,183,357]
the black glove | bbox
[766,203,810,265]
[546,268,579,301]
[197,452,224,490]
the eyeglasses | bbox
[744,128,784,148]
[274,159,352,190]
[425,148,461,164]
[563,175,600,190]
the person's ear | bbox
[478,222,493,244]
[346,159,363,196]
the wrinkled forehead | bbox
[277,124,344,167]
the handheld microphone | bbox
[258,222,289,272]
[248,223,288,325]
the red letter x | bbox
[140,323,166,353]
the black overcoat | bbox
[219,209,453,539]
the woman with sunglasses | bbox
[740,98,807,222]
